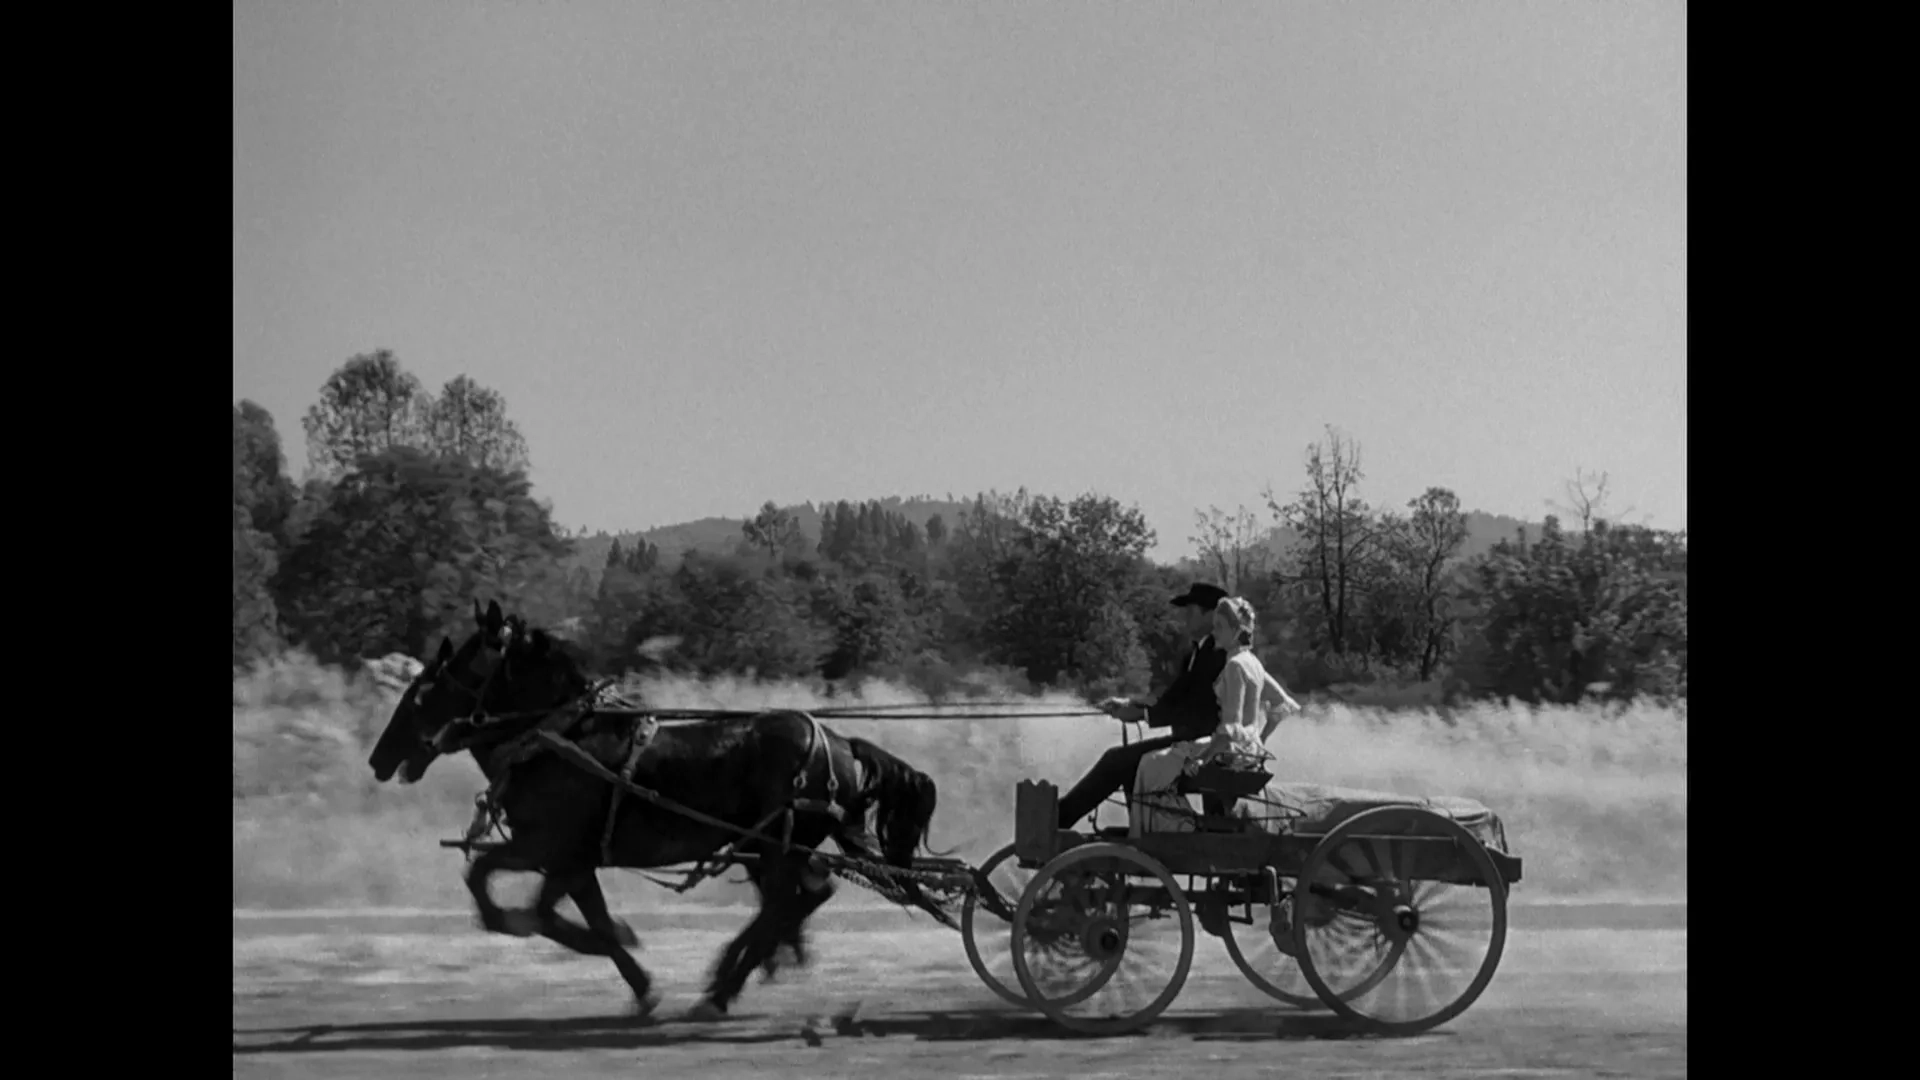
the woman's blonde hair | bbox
[1215,596,1257,647]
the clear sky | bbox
[233,1,1686,560]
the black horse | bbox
[367,600,946,1021]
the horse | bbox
[366,600,947,1021]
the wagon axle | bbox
[1081,917,1126,961]
[1389,903,1419,938]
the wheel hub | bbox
[1382,903,1419,942]
[1080,916,1126,961]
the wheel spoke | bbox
[1360,838,1389,880]
[1394,835,1416,884]
[1401,936,1445,1015]
[1417,926,1481,976]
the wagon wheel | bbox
[1010,842,1195,1036]
[1218,875,1395,1009]
[961,842,1035,1007]
[1006,851,1128,1011]
[1293,806,1508,1035]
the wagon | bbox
[956,759,1523,1036]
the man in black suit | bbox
[1055,582,1231,827]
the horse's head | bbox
[416,609,594,759]
[367,599,516,784]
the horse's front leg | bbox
[565,871,660,1019]
[466,846,543,937]
[554,871,639,950]
[528,871,636,949]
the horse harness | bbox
[463,706,851,874]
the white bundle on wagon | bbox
[1228,781,1512,853]
[1127,747,1513,856]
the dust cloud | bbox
[233,657,1685,911]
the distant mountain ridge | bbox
[562,497,1551,577]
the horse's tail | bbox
[848,736,948,867]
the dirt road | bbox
[234,902,1685,1079]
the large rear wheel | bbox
[1293,806,1508,1035]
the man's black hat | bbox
[1170,582,1228,610]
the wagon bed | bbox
[1013,777,1523,885]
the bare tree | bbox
[1265,426,1388,656]
[1189,504,1272,593]
[1547,467,1638,536]
[1394,487,1470,680]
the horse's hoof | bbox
[685,1000,726,1024]
[613,919,640,950]
[630,992,662,1023]
[501,909,541,938]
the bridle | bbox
[416,625,517,752]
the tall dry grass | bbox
[233,654,1685,911]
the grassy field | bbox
[233,652,1686,911]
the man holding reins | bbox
[1055,582,1233,827]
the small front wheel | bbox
[1010,842,1195,1035]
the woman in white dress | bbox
[1131,596,1302,833]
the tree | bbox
[1391,487,1470,680]
[301,350,430,480]
[273,447,573,663]
[622,538,661,574]
[631,553,829,679]
[1455,516,1687,704]
[1189,503,1272,594]
[1547,467,1639,536]
[817,501,860,563]
[1266,426,1390,658]
[986,493,1156,693]
[742,501,805,559]
[233,401,297,546]
[233,401,298,666]
[817,500,927,569]
[815,569,929,679]
[233,501,282,666]
[423,374,532,473]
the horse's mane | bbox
[500,615,596,695]
[843,733,947,862]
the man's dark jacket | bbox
[1145,634,1229,741]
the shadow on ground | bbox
[233,1007,1415,1055]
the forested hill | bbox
[237,351,1683,708]
[563,501,1545,578]
[566,497,974,573]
